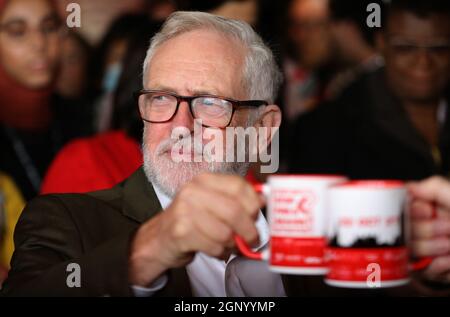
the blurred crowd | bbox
[0,0,449,284]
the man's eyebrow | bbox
[147,85,224,96]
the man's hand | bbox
[128,173,263,287]
[407,176,450,284]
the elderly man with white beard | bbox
[3,11,449,298]
[1,11,285,297]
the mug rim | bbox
[332,180,405,189]
[269,174,346,180]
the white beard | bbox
[142,127,250,198]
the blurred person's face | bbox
[0,0,61,89]
[378,12,450,103]
[142,30,280,197]
[289,0,333,69]
[56,34,88,98]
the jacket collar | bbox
[121,167,162,223]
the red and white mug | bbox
[325,180,433,288]
[235,174,346,275]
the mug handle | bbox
[409,203,437,271]
[234,183,269,261]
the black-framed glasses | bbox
[135,89,268,128]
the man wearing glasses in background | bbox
[1,11,285,297]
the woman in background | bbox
[0,0,89,272]
[0,0,88,201]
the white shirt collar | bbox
[152,184,172,210]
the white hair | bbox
[142,11,283,104]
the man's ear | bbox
[254,104,282,147]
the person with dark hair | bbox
[0,0,87,201]
[56,30,92,100]
[325,0,385,98]
[282,0,336,119]
[110,21,163,140]
[382,0,450,25]
[0,0,89,275]
[330,0,381,47]
[89,14,154,133]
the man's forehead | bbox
[144,29,246,97]
[154,29,245,58]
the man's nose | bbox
[170,100,195,131]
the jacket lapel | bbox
[121,167,162,223]
[121,167,193,296]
